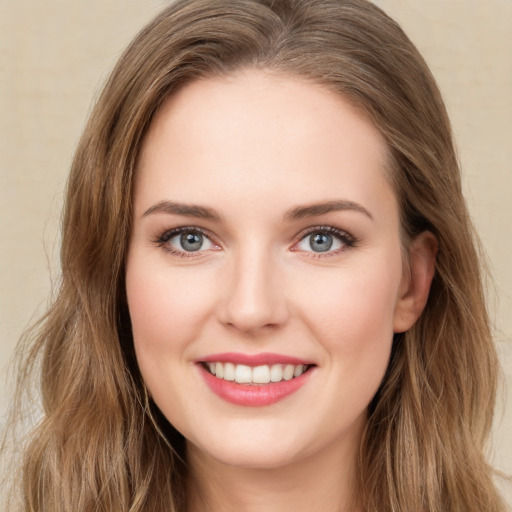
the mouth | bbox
[196,355,316,406]
[200,361,314,385]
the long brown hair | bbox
[3,0,506,510]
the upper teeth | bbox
[207,362,307,384]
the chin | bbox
[185,424,313,470]
[200,444,304,470]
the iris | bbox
[181,231,204,251]
[309,233,333,252]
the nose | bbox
[216,245,290,334]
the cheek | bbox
[125,255,218,387]
[127,260,212,340]
[125,254,221,425]
[293,253,402,378]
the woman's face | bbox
[126,70,428,469]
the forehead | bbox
[135,69,396,221]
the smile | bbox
[197,354,316,407]
[204,362,309,384]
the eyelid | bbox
[291,225,358,256]
[294,225,356,242]
[153,225,221,258]
[152,224,357,259]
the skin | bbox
[126,69,436,511]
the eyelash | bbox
[293,225,358,258]
[153,226,218,259]
[153,225,358,259]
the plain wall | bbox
[1,0,511,496]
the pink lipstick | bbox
[196,352,315,407]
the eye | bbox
[294,226,356,255]
[156,227,218,256]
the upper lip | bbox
[197,352,315,366]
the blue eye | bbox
[295,227,354,254]
[158,228,215,255]
[308,233,335,252]
[175,231,208,252]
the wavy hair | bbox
[3,0,506,510]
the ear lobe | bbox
[393,231,438,333]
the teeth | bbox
[252,365,271,384]
[234,364,252,383]
[283,364,295,381]
[270,364,283,382]
[293,365,303,377]
[205,362,307,384]
[224,362,235,381]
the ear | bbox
[393,231,438,333]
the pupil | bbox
[181,232,203,251]
[310,233,332,252]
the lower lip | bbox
[198,364,313,407]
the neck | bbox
[185,431,364,512]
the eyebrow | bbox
[142,199,373,222]
[142,200,222,221]
[283,200,373,221]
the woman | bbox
[2,0,508,510]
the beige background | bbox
[0,0,510,492]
